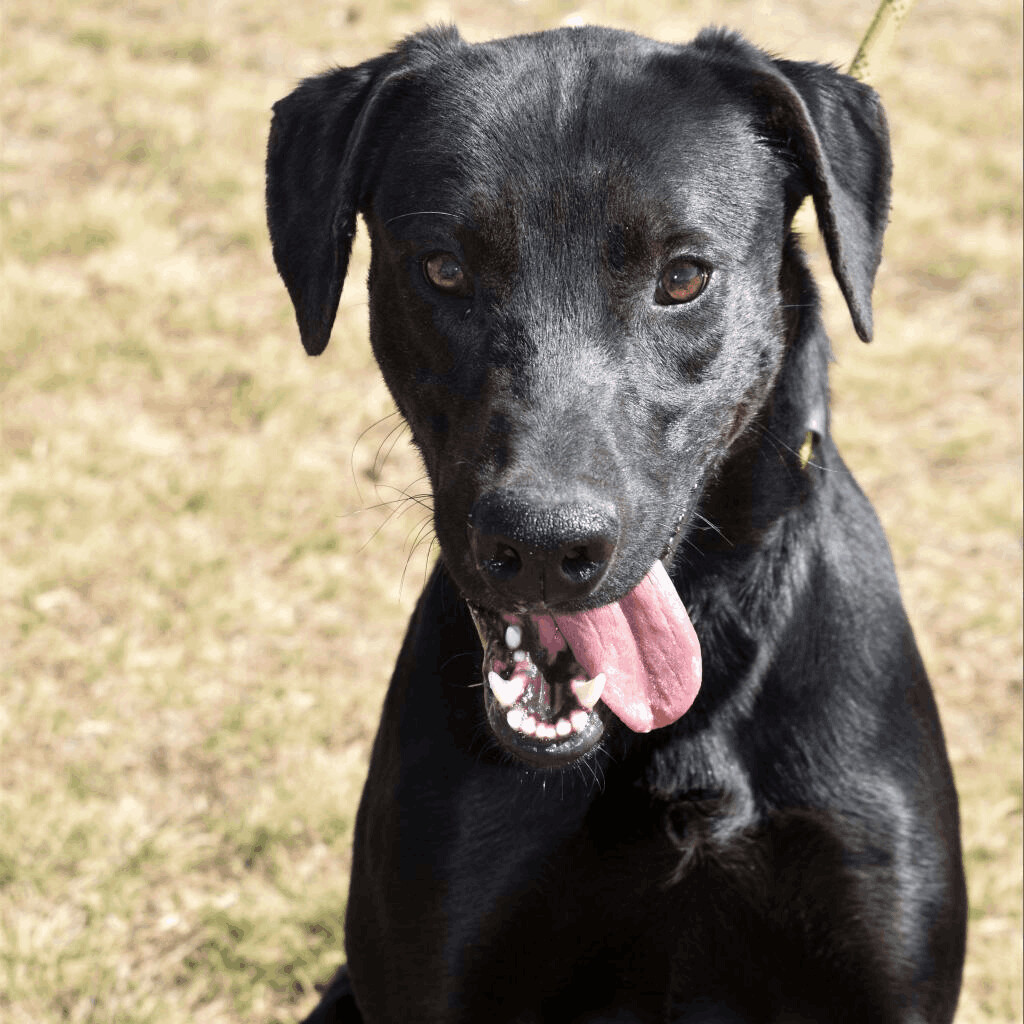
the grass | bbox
[1,0,1020,1020]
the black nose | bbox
[467,491,619,607]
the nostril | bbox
[561,546,600,583]
[560,534,615,580]
[483,543,522,581]
[468,522,525,583]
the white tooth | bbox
[505,625,522,649]
[506,708,525,730]
[574,672,606,708]
[536,723,556,739]
[512,649,528,662]
[570,710,590,732]
[520,716,537,735]
[555,718,572,737]
[488,671,524,708]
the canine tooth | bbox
[573,673,606,708]
[506,708,525,730]
[488,671,525,708]
[505,624,522,649]
[555,718,572,737]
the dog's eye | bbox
[423,253,471,296]
[656,259,709,305]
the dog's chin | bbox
[469,602,612,768]
[483,684,611,769]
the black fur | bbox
[266,25,966,1023]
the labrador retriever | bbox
[266,24,967,1023]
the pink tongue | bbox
[553,560,701,733]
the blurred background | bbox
[1,1,1020,1021]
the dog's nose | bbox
[467,491,619,607]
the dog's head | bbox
[266,26,890,768]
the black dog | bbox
[266,25,967,1023]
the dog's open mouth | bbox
[469,560,702,767]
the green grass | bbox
[1,0,1021,1021]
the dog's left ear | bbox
[694,30,892,342]
[758,58,893,343]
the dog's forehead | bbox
[374,31,771,241]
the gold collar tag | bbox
[798,430,815,470]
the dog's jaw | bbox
[471,603,612,767]
[469,556,703,768]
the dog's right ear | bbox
[265,54,398,356]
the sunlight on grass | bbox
[1,0,1020,1021]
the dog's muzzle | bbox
[470,559,703,768]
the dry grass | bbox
[1,0,1020,1021]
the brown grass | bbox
[1,0,1020,1021]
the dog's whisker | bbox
[383,209,460,226]
[581,752,605,793]
[752,422,799,457]
[338,477,434,529]
[681,535,703,554]
[749,424,800,479]
[440,650,478,672]
[399,513,436,597]
[349,409,402,503]
[372,475,435,503]
[336,492,434,519]
[404,510,436,551]
[752,422,833,474]
[356,492,429,553]
[375,487,430,513]
[692,511,732,547]
[407,537,437,584]
[404,515,438,560]
[372,418,411,480]
[423,535,440,585]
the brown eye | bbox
[656,258,709,305]
[423,252,470,295]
